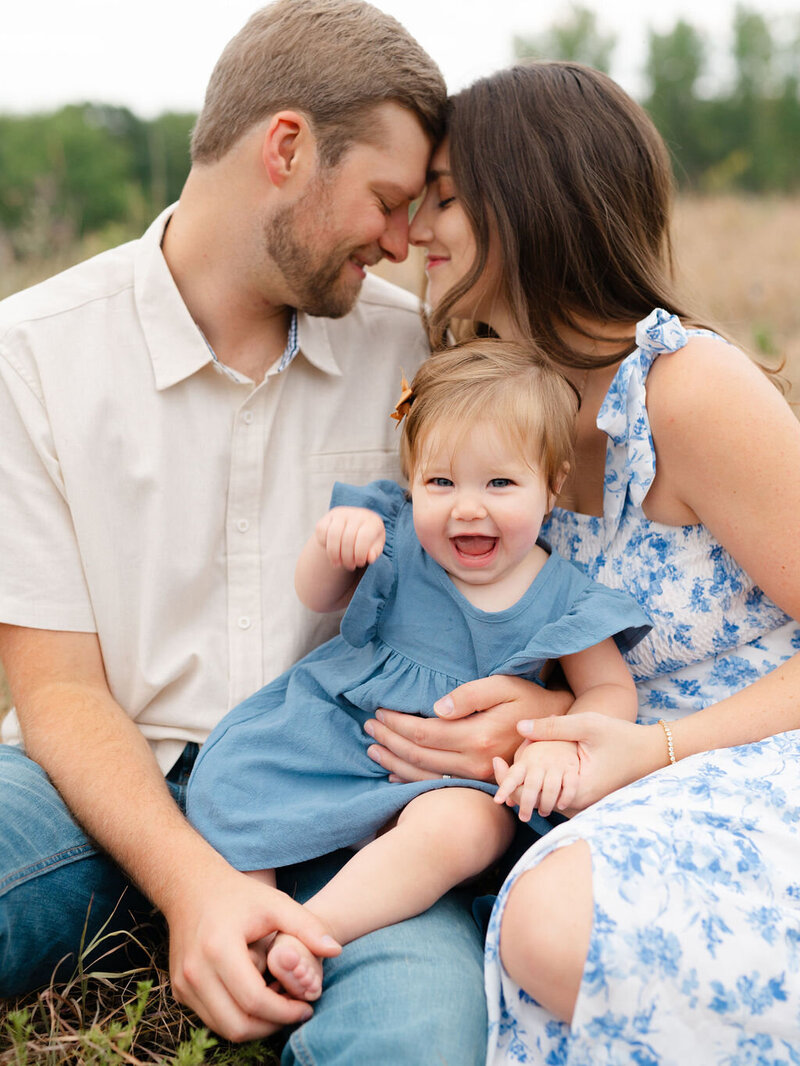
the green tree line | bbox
[516,4,800,194]
[0,105,195,258]
[1,4,798,262]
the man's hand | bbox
[315,507,386,570]
[493,739,580,820]
[363,675,574,783]
[165,859,340,1042]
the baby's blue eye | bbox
[429,477,453,487]
[489,478,513,488]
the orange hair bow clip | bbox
[390,372,415,425]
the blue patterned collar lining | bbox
[201,309,299,383]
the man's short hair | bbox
[191,0,447,166]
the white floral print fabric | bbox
[484,310,800,1065]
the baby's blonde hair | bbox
[400,338,579,494]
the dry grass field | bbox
[673,196,800,398]
[0,193,798,721]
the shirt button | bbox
[238,616,251,630]
[242,411,254,424]
[236,519,249,533]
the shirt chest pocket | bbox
[303,450,405,531]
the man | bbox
[0,3,487,1061]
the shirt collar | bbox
[295,311,342,377]
[135,206,212,391]
[135,205,343,389]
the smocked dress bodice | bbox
[541,308,799,722]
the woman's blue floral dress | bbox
[484,310,800,1065]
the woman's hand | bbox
[364,675,573,783]
[515,712,667,810]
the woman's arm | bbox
[295,506,386,613]
[507,336,800,807]
[642,334,800,754]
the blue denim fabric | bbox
[0,744,486,1064]
[0,742,195,994]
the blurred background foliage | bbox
[515,4,800,194]
[0,105,195,264]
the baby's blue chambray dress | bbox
[187,479,649,871]
[484,309,800,1066]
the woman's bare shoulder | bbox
[646,332,789,440]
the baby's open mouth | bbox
[452,535,497,558]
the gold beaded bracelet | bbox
[658,719,677,766]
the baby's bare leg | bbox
[261,789,513,1001]
[302,787,514,946]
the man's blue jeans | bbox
[0,743,487,1065]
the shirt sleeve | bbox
[0,350,96,630]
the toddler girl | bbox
[187,338,650,1002]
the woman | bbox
[363,62,800,1062]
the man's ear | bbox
[261,110,314,188]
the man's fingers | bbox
[434,675,520,720]
[369,709,458,754]
[270,896,341,958]
[366,742,446,781]
[175,955,308,1043]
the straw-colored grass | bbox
[673,196,800,400]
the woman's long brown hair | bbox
[429,62,691,370]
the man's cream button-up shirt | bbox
[0,208,429,772]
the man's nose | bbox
[379,206,410,263]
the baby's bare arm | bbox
[295,507,385,612]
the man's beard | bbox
[264,181,366,319]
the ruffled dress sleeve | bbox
[491,547,651,677]
[596,307,724,543]
[597,308,693,535]
[330,479,407,649]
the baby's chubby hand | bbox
[493,739,580,821]
[315,507,386,571]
